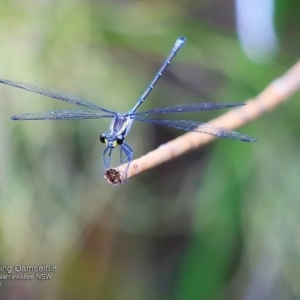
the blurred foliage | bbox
[0,0,300,299]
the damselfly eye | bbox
[116,135,124,145]
[99,133,106,143]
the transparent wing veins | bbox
[11,110,115,121]
[0,78,115,113]
[130,102,245,116]
[132,117,257,142]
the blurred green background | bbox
[0,0,300,299]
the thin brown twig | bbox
[105,60,300,185]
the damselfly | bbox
[0,37,256,178]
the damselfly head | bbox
[99,132,124,148]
